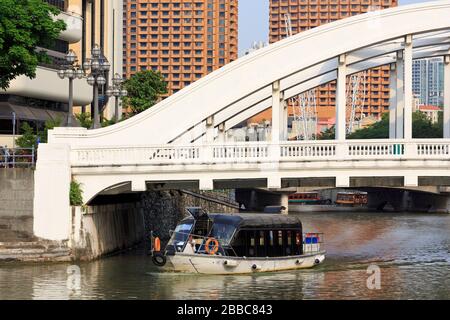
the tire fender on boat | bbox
[152,252,167,267]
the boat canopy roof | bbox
[180,213,302,230]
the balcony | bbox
[56,9,83,43]
[2,66,92,106]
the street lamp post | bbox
[57,49,84,126]
[83,44,110,129]
[106,73,128,122]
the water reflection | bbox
[0,212,449,299]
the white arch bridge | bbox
[34,1,450,240]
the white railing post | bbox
[444,54,450,139]
[271,80,282,143]
[404,140,418,158]
[404,35,413,140]
[200,143,214,164]
[396,50,405,139]
[336,54,347,142]
[389,63,397,139]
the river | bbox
[1,211,449,300]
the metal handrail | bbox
[0,147,35,168]
[168,230,324,256]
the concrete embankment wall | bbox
[71,202,145,260]
[0,169,34,241]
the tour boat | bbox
[151,207,325,274]
[335,191,368,206]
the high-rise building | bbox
[413,58,444,107]
[0,0,124,147]
[264,0,398,123]
[123,0,238,96]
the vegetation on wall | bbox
[70,180,83,206]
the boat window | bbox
[209,222,235,245]
[167,222,194,252]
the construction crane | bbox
[284,13,293,38]
[346,71,367,134]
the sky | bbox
[238,0,437,56]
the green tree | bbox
[347,113,389,139]
[15,122,38,148]
[37,117,62,143]
[122,70,168,115]
[75,112,93,129]
[0,0,66,90]
[15,117,62,148]
[317,111,443,140]
[317,126,335,140]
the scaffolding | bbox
[346,71,368,134]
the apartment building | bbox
[255,0,398,125]
[413,58,445,107]
[123,0,238,96]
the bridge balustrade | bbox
[70,140,450,167]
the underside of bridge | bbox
[32,2,450,242]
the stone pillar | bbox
[271,80,282,143]
[444,55,450,138]
[336,54,347,141]
[389,63,397,139]
[33,144,72,241]
[403,35,413,140]
[396,50,405,139]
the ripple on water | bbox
[1,212,450,299]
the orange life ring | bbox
[154,237,161,252]
[205,237,219,255]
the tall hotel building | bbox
[123,0,238,96]
[268,0,398,121]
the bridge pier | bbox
[33,144,72,241]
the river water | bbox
[1,211,449,300]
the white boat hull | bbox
[164,251,326,274]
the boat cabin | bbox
[165,208,312,258]
[288,192,321,204]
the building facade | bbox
[123,0,238,96]
[259,0,398,125]
[0,0,123,147]
[413,58,445,107]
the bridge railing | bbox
[69,139,450,167]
